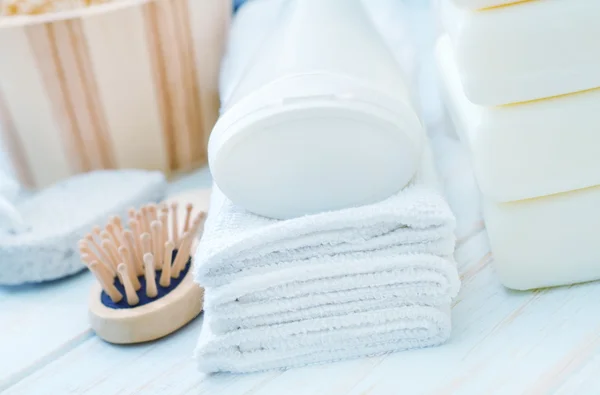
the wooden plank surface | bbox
[2,317,281,395]
[4,218,600,394]
[0,272,94,391]
[3,167,600,395]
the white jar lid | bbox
[209,73,423,219]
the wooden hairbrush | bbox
[78,189,210,344]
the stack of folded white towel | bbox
[193,148,460,373]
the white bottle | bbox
[209,0,423,219]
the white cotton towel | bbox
[193,145,460,373]
[196,304,453,373]
[194,145,456,287]
[195,182,456,288]
[204,253,458,333]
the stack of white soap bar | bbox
[436,0,600,290]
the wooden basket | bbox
[0,0,230,188]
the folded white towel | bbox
[194,146,455,287]
[205,253,458,333]
[193,145,460,373]
[196,304,453,373]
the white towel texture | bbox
[197,305,453,373]
[194,148,460,373]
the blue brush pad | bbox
[101,250,191,309]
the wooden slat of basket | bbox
[0,0,230,188]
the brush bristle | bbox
[79,200,206,306]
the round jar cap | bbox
[209,78,423,219]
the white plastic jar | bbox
[209,0,423,219]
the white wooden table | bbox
[2,166,600,395]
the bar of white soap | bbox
[436,35,600,203]
[449,0,526,11]
[440,0,600,105]
[484,187,600,290]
